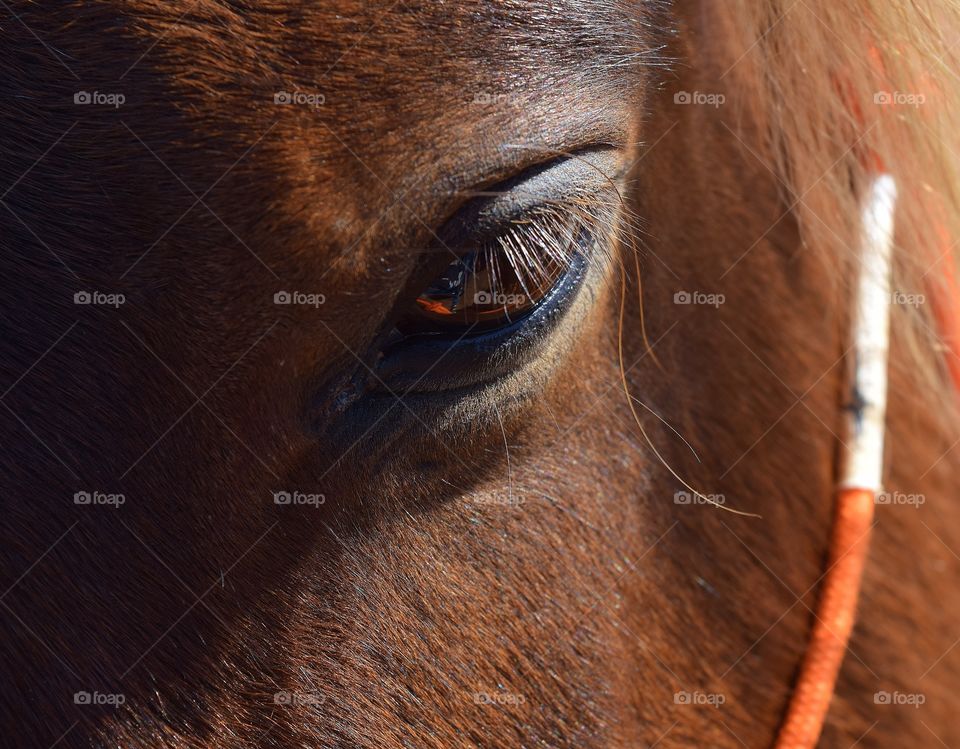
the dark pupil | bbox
[399,247,567,335]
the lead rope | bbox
[772,175,897,749]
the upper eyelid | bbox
[455,188,619,302]
[441,148,624,246]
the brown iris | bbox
[397,243,570,335]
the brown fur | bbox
[1,1,959,747]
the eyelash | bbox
[399,179,623,337]
[483,198,615,296]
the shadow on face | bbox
[0,2,699,747]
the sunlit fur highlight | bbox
[720,0,960,413]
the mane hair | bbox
[700,4,960,741]
[720,0,960,410]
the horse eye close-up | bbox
[371,150,621,400]
[401,152,621,334]
[5,2,960,748]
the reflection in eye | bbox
[398,200,615,335]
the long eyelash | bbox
[482,196,618,302]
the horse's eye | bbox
[396,151,622,338]
[397,220,578,335]
[373,150,622,397]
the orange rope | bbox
[772,31,960,748]
[772,488,875,749]
[773,218,957,748]
[772,42,892,749]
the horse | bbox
[2,0,960,746]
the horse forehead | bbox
[53,1,648,268]
[114,0,647,80]
[90,1,646,173]
[101,0,650,148]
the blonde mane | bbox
[722,0,960,404]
